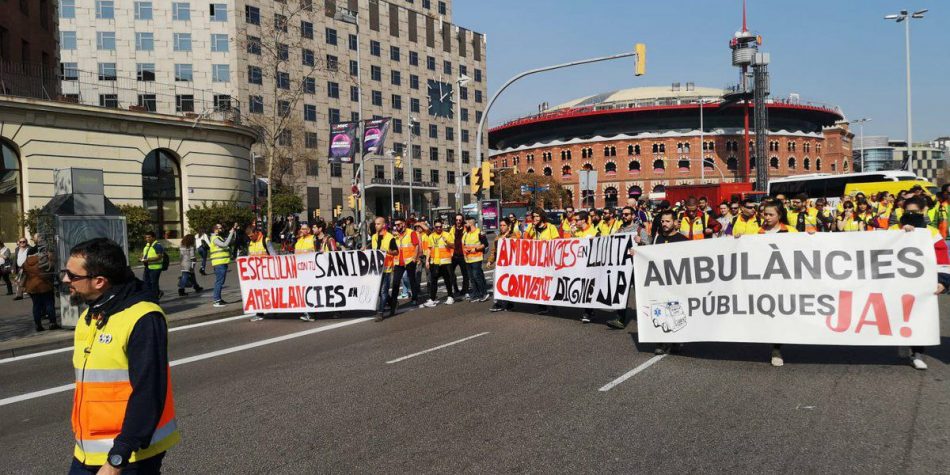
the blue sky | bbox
[453,0,949,141]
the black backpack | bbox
[161,251,170,271]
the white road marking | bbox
[598,354,667,392]
[0,318,373,407]
[0,314,256,365]
[386,332,489,364]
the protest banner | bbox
[237,250,386,313]
[634,229,939,345]
[493,235,635,310]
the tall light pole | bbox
[851,117,871,171]
[455,74,471,208]
[884,9,926,175]
[698,97,706,182]
[407,113,417,214]
[335,8,367,246]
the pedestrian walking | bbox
[491,218,519,313]
[421,219,455,308]
[23,235,59,332]
[62,238,179,474]
[370,217,399,321]
[195,229,210,275]
[294,223,318,321]
[462,216,489,303]
[389,216,423,317]
[247,227,274,322]
[176,234,203,297]
[604,205,649,329]
[0,240,13,295]
[210,222,238,308]
[140,231,165,300]
[12,236,31,299]
[449,213,470,299]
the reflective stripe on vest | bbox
[429,232,453,265]
[397,230,418,266]
[372,232,395,272]
[143,244,162,270]
[72,301,179,466]
[680,216,705,240]
[420,233,432,258]
[462,229,483,263]
[295,235,316,254]
[209,237,230,266]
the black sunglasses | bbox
[60,269,95,281]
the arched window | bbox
[843,160,849,172]
[142,149,183,239]
[603,146,611,157]
[676,143,684,154]
[815,158,822,171]
[703,157,714,169]
[677,159,690,171]
[652,184,666,193]
[543,167,552,176]
[659,144,666,153]
[605,161,617,174]
[1,139,23,242]
[787,157,796,169]
[653,159,665,173]
[604,187,618,208]
[566,150,572,160]
[560,151,567,160]
[726,157,738,171]
[628,160,641,173]
[769,156,779,169]
[582,162,593,171]
[634,144,641,155]
[803,157,810,170]
[581,148,587,159]
[831,163,837,172]
[610,146,616,157]
[562,165,572,177]
[652,143,659,153]
[502,159,508,168]
[527,167,535,174]
[627,185,642,198]
[627,144,634,155]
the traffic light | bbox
[481,161,494,189]
[333,205,342,218]
[470,166,481,194]
[313,208,321,220]
[394,202,401,212]
[395,155,403,168]
[634,43,646,76]
[348,195,356,208]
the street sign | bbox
[578,170,598,191]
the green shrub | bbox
[118,204,152,247]
[261,187,304,218]
[185,201,255,234]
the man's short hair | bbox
[575,210,590,222]
[70,238,133,285]
[144,231,156,238]
[659,209,676,220]
[794,193,808,201]
[741,198,757,207]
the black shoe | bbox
[199,269,207,275]
[13,296,23,301]
[375,313,386,322]
[178,289,186,297]
[389,304,397,318]
[490,304,506,312]
[536,306,550,315]
[194,286,204,293]
[49,323,62,330]
[35,325,45,332]
[606,318,626,330]
[654,343,671,355]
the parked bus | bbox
[767,171,936,203]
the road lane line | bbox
[0,314,255,365]
[598,355,667,392]
[386,332,489,364]
[0,318,373,407]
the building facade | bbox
[489,86,851,208]
[0,0,60,98]
[55,0,488,220]
[0,95,256,247]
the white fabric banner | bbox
[493,236,636,310]
[634,230,940,345]
[237,250,385,313]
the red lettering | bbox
[855,293,892,336]
[827,290,852,332]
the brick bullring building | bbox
[488,86,852,208]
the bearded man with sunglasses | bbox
[61,238,179,474]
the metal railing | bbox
[0,61,241,124]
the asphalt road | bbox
[1,296,948,473]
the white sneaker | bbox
[478,295,491,302]
[463,293,471,300]
[445,296,455,305]
[911,354,928,370]
[423,299,437,308]
[399,293,409,299]
[212,301,226,308]
[581,315,591,323]
[770,355,784,367]
[250,315,264,322]
[299,314,315,322]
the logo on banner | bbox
[362,118,391,155]
[328,122,358,163]
[645,301,688,333]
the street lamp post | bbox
[407,113,417,214]
[852,117,871,171]
[699,97,706,182]
[455,74,471,208]
[884,9,926,175]
[473,49,642,226]
[335,8,367,246]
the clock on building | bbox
[427,79,454,118]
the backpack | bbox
[161,251,170,271]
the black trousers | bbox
[449,256,469,295]
[391,262,421,304]
[70,452,165,475]
[429,264,455,300]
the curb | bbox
[0,306,246,359]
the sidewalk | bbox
[0,262,246,358]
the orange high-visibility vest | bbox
[462,229,484,263]
[396,230,418,266]
[371,231,396,272]
[72,301,179,466]
[679,214,706,240]
[420,232,432,258]
[429,231,454,265]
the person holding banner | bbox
[490,218,518,313]
[313,220,340,252]
[598,208,622,236]
[757,201,799,367]
[462,217,490,303]
[421,219,455,308]
[560,206,575,238]
[389,217,422,317]
[654,210,689,245]
[604,206,650,329]
[246,227,275,322]
[371,217,399,320]
[836,201,865,232]
[679,197,721,240]
[573,210,600,239]
[529,211,559,315]
[210,223,238,308]
[294,224,318,321]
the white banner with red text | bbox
[237,250,386,313]
[634,229,940,345]
[493,235,636,310]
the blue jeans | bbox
[213,264,228,302]
[142,268,162,298]
[31,291,56,326]
[467,262,487,299]
[178,271,200,290]
[378,273,392,312]
[197,246,208,271]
